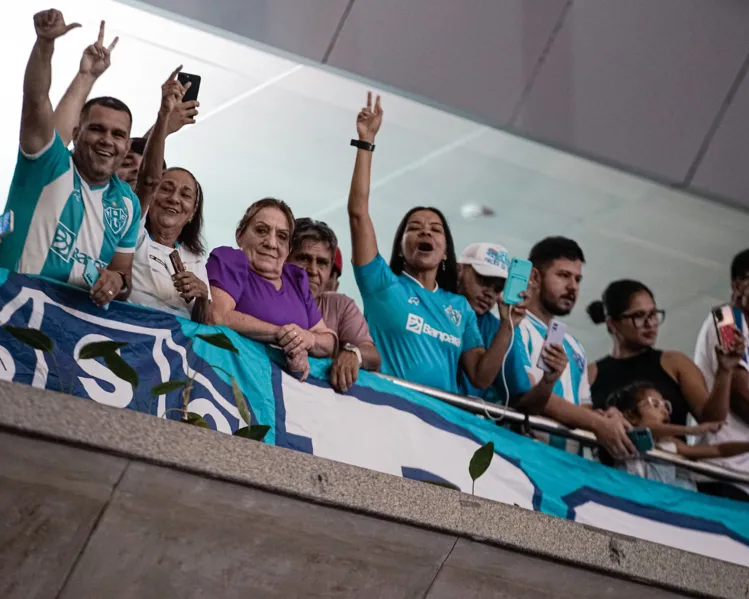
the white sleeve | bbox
[579,358,592,405]
[693,315,718,389]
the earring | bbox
[441,259,446,272]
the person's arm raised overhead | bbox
[135,67,189,212]
[54,20,117,147]
[21,10,81,155]
[348,92,382,267]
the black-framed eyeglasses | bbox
[617,309,666,328]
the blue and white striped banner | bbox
[0,270,747,565]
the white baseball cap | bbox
[458,243,510,279]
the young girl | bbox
[606,381,749,490]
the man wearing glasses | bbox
[693,248,749,500]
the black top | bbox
[590,348,690,427]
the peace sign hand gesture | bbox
[34,9,81,42]
[356,91,383,143]
[80,21,119,79]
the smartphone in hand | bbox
[503,258,532,305]
[83,259,109,310]
[537,318,567,372]
[177,72,201,103]
[626,427,654,453]
[0,210,14,240]
[712,304,737,351]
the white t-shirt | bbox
[693,309,749,475]
[130,223,210,319]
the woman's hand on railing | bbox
[277,324,315,355]
[286,348,310,382]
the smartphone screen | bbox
[177,72,201,103]
[712,304,737,351]
[503,258,532,305]
[0,210,14,239]
[537,318,567,372]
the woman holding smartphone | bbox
[587,279,744,426]
[347,93,523,395]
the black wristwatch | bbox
[116,271,129,293]
[351,139,375,152]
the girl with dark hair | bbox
[587,279,744,427]
[606,382,749,494]
[130,68,209,322]
[347,92,515,394]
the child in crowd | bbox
[606,381,749,490]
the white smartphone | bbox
[537,319,567,372]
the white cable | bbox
[480,309,514,424]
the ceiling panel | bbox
[327,0,569,126]
[134,0,351,61]
[690,75,749,209]
[514,0,749,183]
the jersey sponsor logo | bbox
[50,222,76,262]
[104,206,128,236]
[570,347,586,373]
[444,304,462,326]
[408,296,420,306]
[72,248,106,269]
[406,313,461,347]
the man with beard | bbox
[0,11,139,307]
[457,242,568,412]
[508,237,636,458]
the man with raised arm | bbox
[0,11,140,307]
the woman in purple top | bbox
[207,198,336,378]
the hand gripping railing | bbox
[375,373,749,486]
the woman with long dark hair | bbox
[587,279,744,426]
[347,93,514,394]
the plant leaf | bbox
[102,352,139,389]
[3,326,53,353]
[422,480,461,491]
[150,380,188,396]
[196,332,238,354]
[230,376,251,426]
[468,441,494,482]
[184,412,211,429]
[79,340,128,360]
[234,424,270,442]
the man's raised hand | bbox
[356,91,383,143]
[34,9,81,42]
[80,21,118,79]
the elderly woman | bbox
[130,68,209,321]
[206,198,336,377]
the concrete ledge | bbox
[0,381,747,598]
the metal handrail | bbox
[375,373,749,486]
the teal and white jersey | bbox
[0,133,140,287]
[509,311,591,406]
[354,254,483,394]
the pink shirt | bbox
[317,292,373,348]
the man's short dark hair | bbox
[129,136,166,169]
[292,218,338,256]
[529,236,585,270]
[731,248,749,282]
[80,96,133,128]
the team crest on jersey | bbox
[50,222,76,262]
[104,206,127,236]
[444,305,462,326]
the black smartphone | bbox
[177,72,201,103]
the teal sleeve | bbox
[461,306,484,352]
[116,187,142,251]
[353,254,399,297]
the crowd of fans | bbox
[4,10,749,501]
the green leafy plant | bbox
[469,441,494,495]
[3,326,136,394]
[150,331,269,442]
